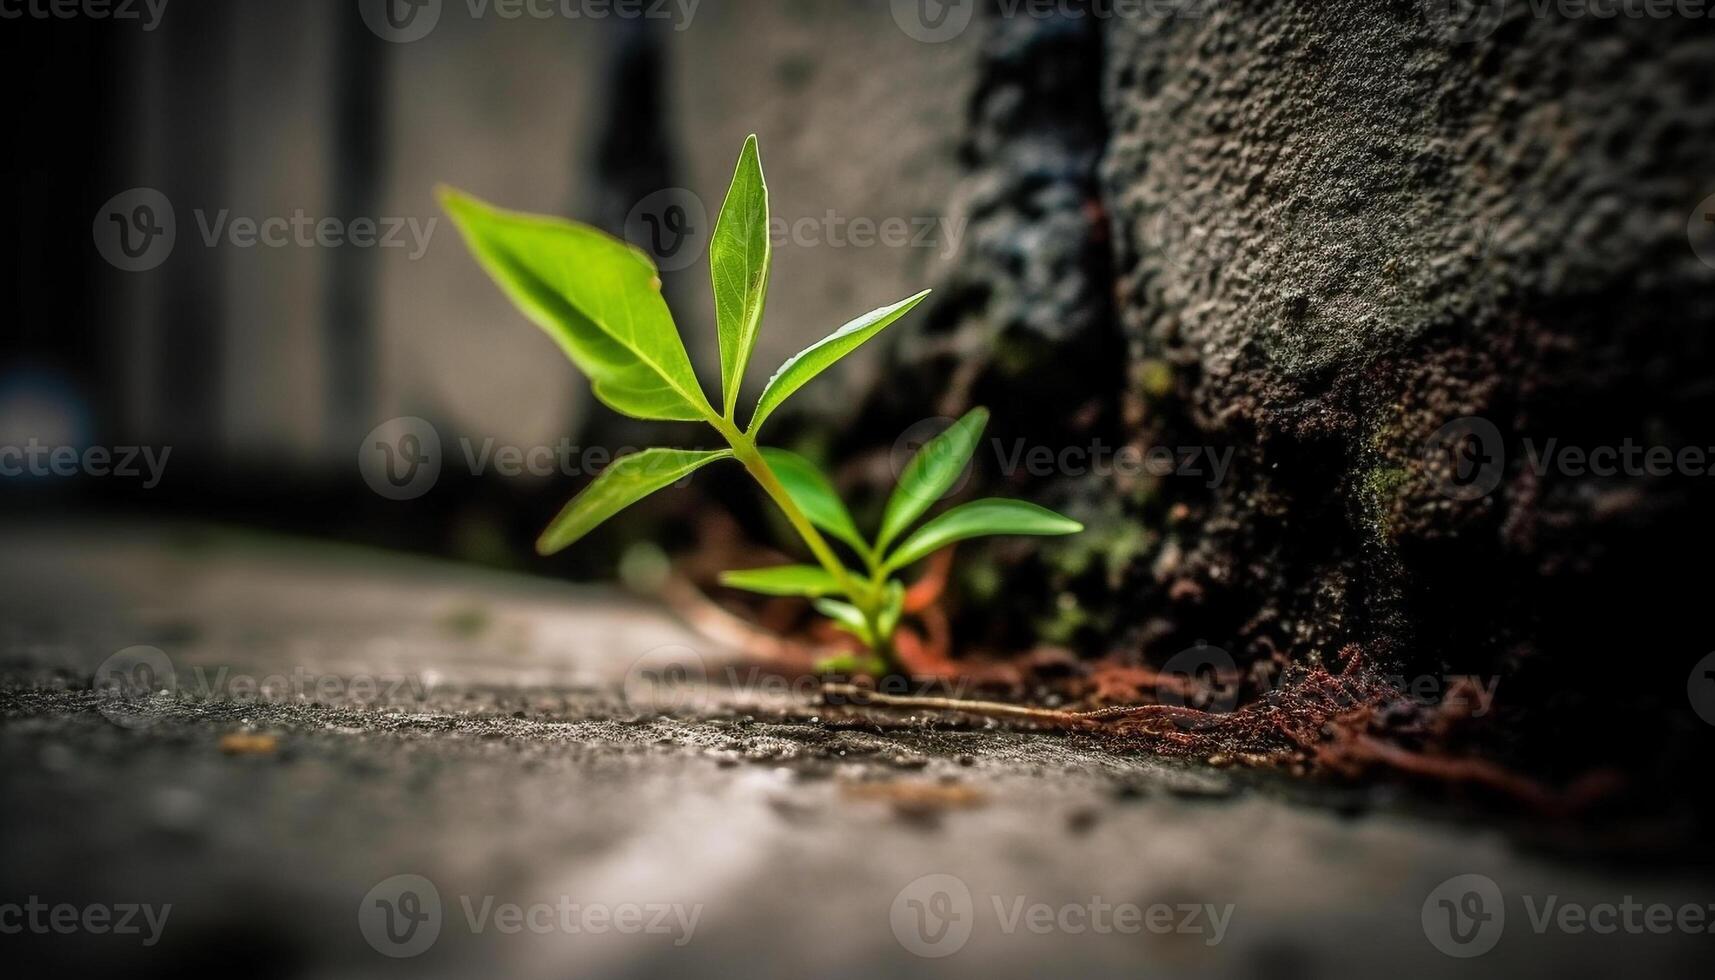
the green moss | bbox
[1036,592,1090,645]
[1359,465,1410,543]
[1137,359,1175,400]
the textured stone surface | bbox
[4,522,1711,978]
[1093,2,1715,761]
[794,3,1715,782]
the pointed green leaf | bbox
[877,407,989,551]
[882,499,1082,573]
[759,448,868,557]
[814,598,875,646]
[439,187,714,422]
[536,448,732,555]
[747,289,931,434]
[718,564,846,598]
[711,135,771,418]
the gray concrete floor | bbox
[1,520,1709,979]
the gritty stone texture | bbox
[3,522,1711,978]
[829,2,1134,653]
[1085,2,1715,769]
[809,3,1715,781]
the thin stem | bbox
[710,417,902,669]
[712,419,863,602]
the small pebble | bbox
[218,732,278,755]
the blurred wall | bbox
[80,0,974,479]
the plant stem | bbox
[711,418,897,670]
[715,422,860,593]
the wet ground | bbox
[1,520,1710,978]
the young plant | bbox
[439,134,1081,673]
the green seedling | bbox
[440,135,1081,673]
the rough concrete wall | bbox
[1091,1,1715,762]
[830,2,1715,772]
[820,2,1130,654]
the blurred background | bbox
[3,0,975,564]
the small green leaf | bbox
[536,448,732,555]
[718,564,845,598]
[439,187,714,422]
[813,598,875,646]
[747,289,931,434]
[711,135,771,419]
[876,580,906,641]
[877,407,989,551]
[882,498,1082,573]
[813,652,888,676]
[759,448,868,558]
